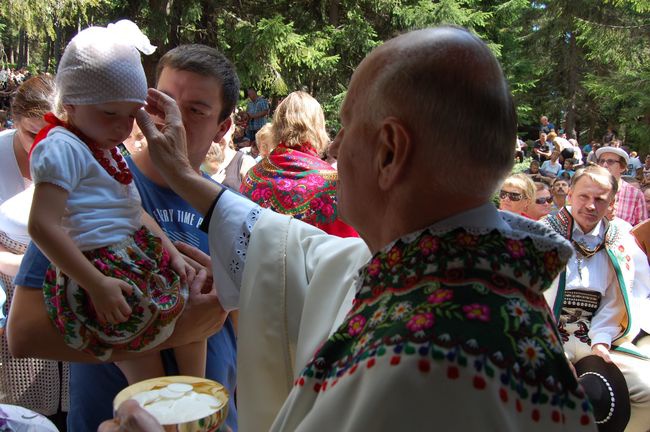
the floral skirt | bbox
[43,226,187,361]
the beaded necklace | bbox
[30,112,133,185]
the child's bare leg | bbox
[116,353,165,385]
[174,340,207,378]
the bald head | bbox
[365,27,516,198]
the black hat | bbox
[574,355,630,432]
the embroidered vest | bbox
[293,226,593,424]
[542,208,637,351]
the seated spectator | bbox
[597,145,647,226]
[568,139,583,167]
[514,138,524,163]
[539,115,555,134]
[543,165,650,430]
[540,150,562,177]
[628,151,643,177]
[532,131,552,162]
[524,159,554,184]
[240,91,358,237]
[586,142,601,165]
[498,173,535,218]
[208,120,256,190]
[550,177,570,214]
[528,182,552,220]
[557,158,576,178]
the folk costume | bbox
[28,21,187,361]
[542,207,650,432]
[206,191,596,431]
[240,142,358,238]
[31,126,186,360]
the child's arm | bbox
[141,211,194,284]
[28,183,133,324]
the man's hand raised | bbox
[136,89,192,182]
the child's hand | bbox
[91,277,134,325]
[170,251,196,286]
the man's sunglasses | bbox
[535,197,553,204]
[499,190,523,201]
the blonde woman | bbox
[498,173,536,218]
[240,91,357,237]
[528,182,553,220]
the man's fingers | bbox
[136,108,163,142]
[175,241,211,267]
[185,264,197,284]
[189,269,208,296]
[145,88,183,128]
[181,253,202,272]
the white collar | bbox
[570,212,606,242]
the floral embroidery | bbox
[348,315,366,336]
[390,301,412,320]
[368,306,387,327]
[418,235,439,256]
[43,226,186,360]
[518,339,545,368]
[427,289,453,304]
[506,239,526,258]
[386,247,402,267]
[463,303,490,321]
[507,300,530,325]
[240,142,342,230]
[406,312,434,333]
[296,226,590,420]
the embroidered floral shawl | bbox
[240,143,357,237]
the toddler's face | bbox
[66,101,143,149]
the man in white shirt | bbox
[126,26,596,431]
[542,165,650,432]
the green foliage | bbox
[1,0,648,154]
[512,157,533,174]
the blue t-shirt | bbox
[13,158,238,432]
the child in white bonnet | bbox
[28,20,205,383]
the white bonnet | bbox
[56,20,156,105]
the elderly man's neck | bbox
[364,193,488,254]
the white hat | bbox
[56,20,156,106]
[596,146,629,165]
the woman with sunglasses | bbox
[498,173,536,218]
[528,182,553,220]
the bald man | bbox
[128,27,597,430]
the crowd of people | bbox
[0,21,648,432]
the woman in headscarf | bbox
[240,91,357,237]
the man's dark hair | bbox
[156,44,240,123]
